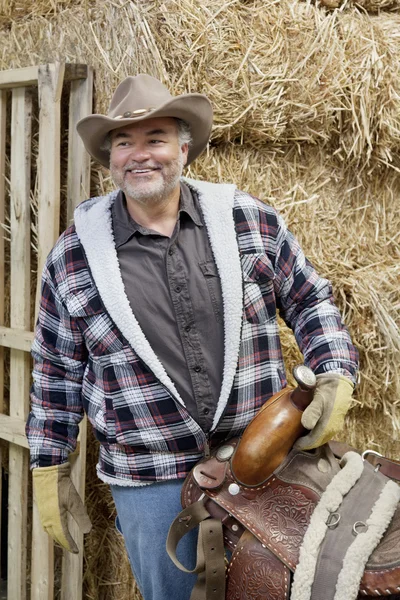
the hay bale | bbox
[0,0,93,23]
[319,0,400,11]
[322,0,400,11]
[1,0,400,171]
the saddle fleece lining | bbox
[290,452,364,600]
[334,479,400,600]
[291,452,400,600]
[310,461,387,600]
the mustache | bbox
[123,163,161,172]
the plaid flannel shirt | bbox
[26,179,358,485]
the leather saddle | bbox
[167,381,400,600]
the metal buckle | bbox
[326,512,341,529]
[353,521,368,535]
[362,450,384,471]
[361,450,383,461]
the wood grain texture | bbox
[0,85,6,594]
[67,66,93,224]
[35,62,65,314]
[0,64,88,89]
[62,66,93,600]
[0,414,29,448]
[8,86,32,600]
[0,326,34,352]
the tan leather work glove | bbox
[33,462,92,553]
[294,373,354,450]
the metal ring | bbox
[361,450,383,461]
[353,521,368,535]
[326,512,341,529]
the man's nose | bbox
[128,144,151,162]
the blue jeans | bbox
[111,480,198,600]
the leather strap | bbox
[329,441,400,483]
[166,498,226,600]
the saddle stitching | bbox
[207,492,296,570]
[226,538,290,598]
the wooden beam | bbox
[30,63,67,600]
[0,85,7,594]
[0,415,29,448]
[31,504,54,600]
[67,66,93,224]
[0,64,88,90]
[35,63,65,313]
[0,90,5,327]
[61,419,87,600]
[8,86,32,600]
[0,326,34,352]
[62,67,93,600]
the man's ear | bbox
[181,143,189,167]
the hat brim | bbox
[76,93,213,168]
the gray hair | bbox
[176,118,192,147]
[100,118,192,155]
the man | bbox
[26,74,358,600]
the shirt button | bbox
[203,408,210,415]
[185,325,191,332]
[194,366,201,372]
[168,248,175,256]
[175,285,182,293]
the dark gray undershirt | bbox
[111,183,224,431]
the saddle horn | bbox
[231,365,317,486]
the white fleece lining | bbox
[74,179,243,429]
[334,479,400,600]
[183,178,243,430]
[74,191,184,406]
[291,452,365,600]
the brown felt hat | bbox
[76,74,213,168]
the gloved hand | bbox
[32,462,92,553]
[294,373,354,450]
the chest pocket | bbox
[65,287,126,357]
[241,253,277,324]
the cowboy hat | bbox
[76,74,213,168]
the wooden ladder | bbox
[0,62,93,600]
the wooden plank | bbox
[8,86,32,600]
[0,64,88,90]
[0,86,7,586]
[30,63,66,600]
[35,63,65,312]
[62,67,92,600]
[67,66,93,224]
[0,326,34,351]
[31,503,54,599]
[61,419,87,600]
[0,66,38,89]
[0,414,29,448]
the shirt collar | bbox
[112,182,203,248]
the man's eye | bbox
[150,139,162,144]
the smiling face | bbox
[109,117,189,206]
